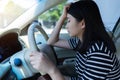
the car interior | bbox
[0,0,119,80]
[0,17,119,80]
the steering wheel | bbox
[27,21,57,70]
[28,21,49,51]
[0,21,57,80]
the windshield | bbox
[0,0,38,29]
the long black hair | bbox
[67,0,116,53]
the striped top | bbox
[68,37,120,80]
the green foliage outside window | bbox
[38,2,65,22]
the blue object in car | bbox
[14,58,22,66]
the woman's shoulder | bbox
[86,40,118,64]
[87,40,113,55]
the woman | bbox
[29,0,120,80]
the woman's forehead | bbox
[67,14,73,19]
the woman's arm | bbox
[47,5,71,49]
[29,51,65,80]
[47,15,65,45]
[48,67,65,80]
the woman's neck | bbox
[77,31,84,43]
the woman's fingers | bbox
[62,3,72,19]
[29,51,56,74]
[64,3,72,11]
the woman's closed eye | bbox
[67,19,70,23]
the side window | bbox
[38,2,67,35]
[94,0,120,31]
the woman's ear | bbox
[79,19,85,29]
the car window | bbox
[38,1,67,35]
[0,0,38,28]
[94,0,120,31]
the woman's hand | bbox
[61,3,71,19]
[29,51,56,74]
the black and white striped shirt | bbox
[68,37,120,80]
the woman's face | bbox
[66,14,85,38]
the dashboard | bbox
[0,33,22,62]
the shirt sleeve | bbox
[68,37,80,50]
[71,52,113,80]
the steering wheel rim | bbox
[28,21,49,51]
